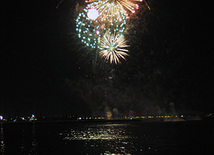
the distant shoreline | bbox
[1,118,213,125]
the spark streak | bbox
[56,0,65,9]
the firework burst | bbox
[76,3,126,49]
[99,31,129,64]
[73,0,147,64]
[85,0,143,18]
[76,9,100,49]
[86,0,126,21]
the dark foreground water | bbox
[1,120,214,154]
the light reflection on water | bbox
[2,121,213,154]
[0,124,5,155]
[61,123,139,154]
[63,123,132,140]
[20,123,38,155]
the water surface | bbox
[1,120,214,154]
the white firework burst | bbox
[99,32,129,64]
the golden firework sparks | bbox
[85,0,143,17]
[99,31,129,64]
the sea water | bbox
[1,120,214,154]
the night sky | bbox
[1,0,213,117]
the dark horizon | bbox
[1,0,213,117]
